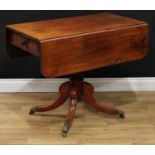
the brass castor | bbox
[62,124,70,137]
[118,110,125,119]
[29,107,36,115]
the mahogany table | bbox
[5,13,148,137]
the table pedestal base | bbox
[29,78,125,137]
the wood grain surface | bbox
[6,13,147,41]
[10,32,39,56]
[40,24,148,77]
[0,92,155,144]
[6,13,149,77]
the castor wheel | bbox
[62,124,70,137]
[118,110,125,119]
[62,131,67,137]
[29,107,36,115]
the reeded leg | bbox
[83,82,125,118]
[29,77,126,137]
[62,86,78,137]
[29,82,70,115]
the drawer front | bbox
[10,32,39,56]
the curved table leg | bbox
[62,86,78,137]
[83,82,125,118]
[29,82,70,115]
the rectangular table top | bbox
[6,13,148,78]
[6,13,146,42]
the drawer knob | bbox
[22,41,28,47]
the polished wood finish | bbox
[5,29,31,58]
[29,78,124,136]
[10,32,39,56]
[6,13,147,41]
[30,82,69,113]
[41,25,148,77]
[6,13,148,77]
[5,13,149,136]
[0,92,155,144]
[83,82,119,115]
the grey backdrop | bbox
[0,10,154,78]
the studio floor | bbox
[0,92,155,144]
